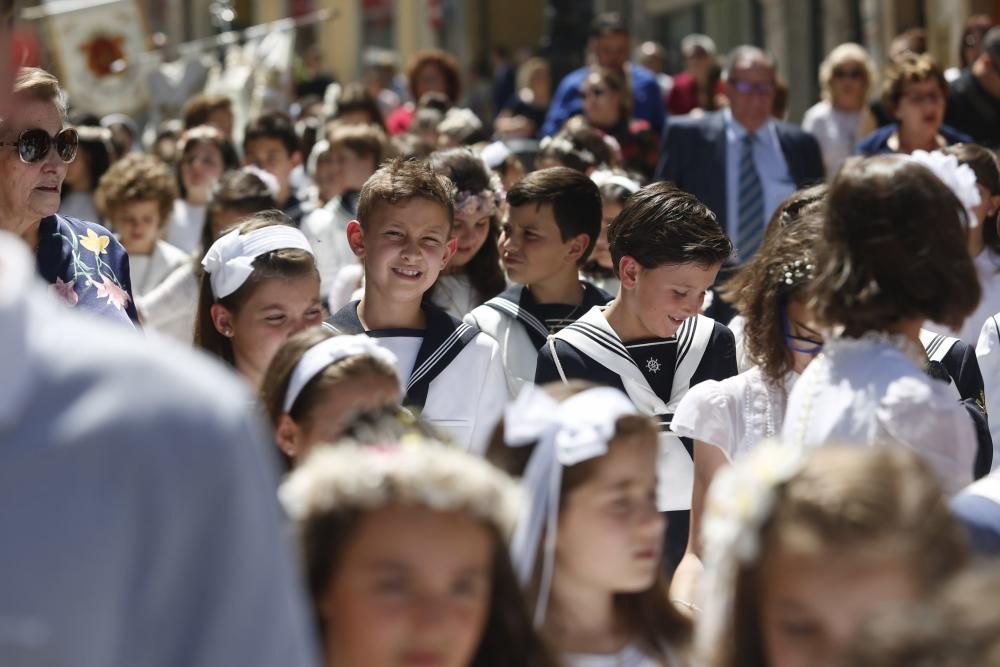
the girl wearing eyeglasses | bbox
[0,67,137,325]
[667,204,825,610]
[803,43,878,175]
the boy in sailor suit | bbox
[536,182,737,567]
[465,167,612,397]
[324,158,507,454]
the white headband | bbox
[907,150,982,228]
[591,169,640,194]
[504,384,639,627]
[282,334,399,413]
[202,226,313,298]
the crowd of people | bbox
[7,4,1000,666]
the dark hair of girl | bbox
[429,147,506,301]
[941,143,1000,262]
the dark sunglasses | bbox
[782,309,824,355]
[832,66,865,80]
[0,127,79,164]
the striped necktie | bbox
[737,132,765,261]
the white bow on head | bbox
[283,334,399,413]
[202,226,314,298]
[505,383,639,627]
[907,150,982,228]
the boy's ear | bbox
[441,237,458,269]
[567,232,591,263]
[210,304,235,338]
[274,413,302,460]
[346,220,366,258]
[618,255,641,289]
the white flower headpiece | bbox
[907,150,982,228]
[695,440,808,665]
[590,168,640,194]
[505,384,639,627]
[539,135,596,166]
[241,165,282,201]
[455,177,506,223]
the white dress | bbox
[430,274,483,320]
[671,366,798,462]
[136,261,200,343]
[166,199,207,255]
[781,333,977,494]
[300,196,356,301]
[128,240,190,299]
[925,249,1000,346]
[801,101,865,176]
[564,642,682,667]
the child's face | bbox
[447,213,491,271]
[624,260,721,338]
[328,146,376,197]
[289,374,401,460]
[181,142,225,197]
[555,431,663,596]
[214,274,324,385]
[112,200,162,256]
[348,200,456,304]
[500,203,586,287]
[244,138,299,199]
[322,505,494,667]
[760,545,916,667]
[593,201,622,270]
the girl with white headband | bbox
[194,211,323,390]
[696,443,968,667]
[427,147,506,319]
[279,430,559,667]
[583,169,642,295]
[781,153,981,494]
[486,382,690,667]
[260,327,402,464]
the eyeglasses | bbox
[581,87,607,99]
[0,127,79,164]
[782,309,823,355]
[902,90,944,106]
[832,66,866,81]
[729,80,775,97]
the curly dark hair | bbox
[810,155,980,336]
[429,147,506,300]
[406,49,462,104]
[94,153,178,224]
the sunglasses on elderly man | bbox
[0,127,79,164]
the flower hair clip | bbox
[455,186,505,221]
[908,150,982,228]
[774,258,815,288]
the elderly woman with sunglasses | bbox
[803,43,878,175]
[0,68,137,325]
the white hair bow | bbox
[908,150,982,228]
[201,226,313,298]
[283,334,399,412]
[505,383,638,627]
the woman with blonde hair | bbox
[802,43,878,174]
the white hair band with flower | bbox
[202,226,313,298]
[504,383,639,628]
[907,150,982,228]
[282,334,399,412]
[590,169,640,194]
[454,184,505,222]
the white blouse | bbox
[565,642,682,667]
[671,366,798,462]
[781,333,976,494]
[801,101,864,175]
[166,199,207,255]
[430,274,483,320]
[128,240,190,299]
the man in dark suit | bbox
[656,46,824,263]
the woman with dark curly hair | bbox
[668,190,825,606]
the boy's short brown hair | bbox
[506,166,602,265]
[356,157,455,230]
[95,153,178,224]
[182,94,233,130]
[608,181,732,277]
[326,122,395,166]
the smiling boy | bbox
[465,167,611,397]
[535,182,737,564]
[324,158,506,453]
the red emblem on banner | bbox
[79,34,127,78]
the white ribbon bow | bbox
[504,383,639,627]
[282,334,399,413]
[201,226,313,298]
[907,150,982,228]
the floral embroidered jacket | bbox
[35,215,139,326]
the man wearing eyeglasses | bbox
[656,47,823,267]
[945,25,1000,149]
